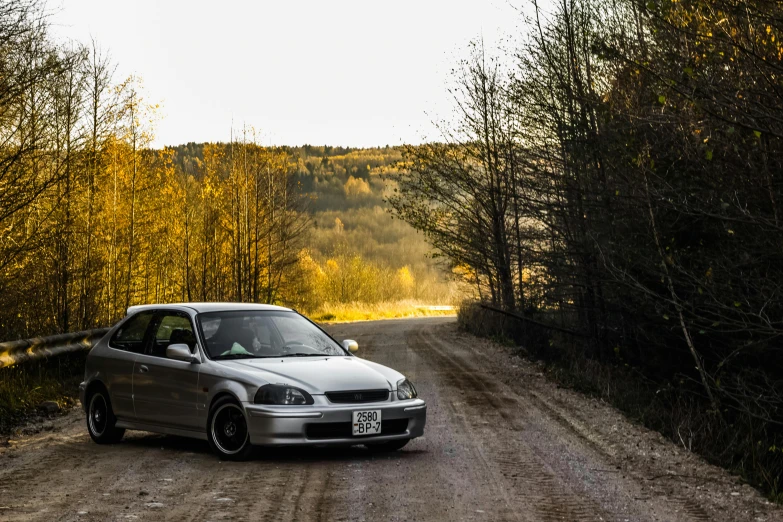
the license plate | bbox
[352,410,382,436]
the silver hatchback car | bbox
[79,303,426,460]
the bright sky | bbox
[50,0,523,148]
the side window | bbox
[148,313,197,357]
[110,312,154,354]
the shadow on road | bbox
[119,432,426,463]
[255,445,426,463]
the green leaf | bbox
[754,130,762,138]
[658,95,666,104]
[663,314,670,320]
[705,150,713,160]
[734,301,742,307]
[684,67,693,76]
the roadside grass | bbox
[307,300,456,323]
[0,352,86,434]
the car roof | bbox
[126,302,294,316]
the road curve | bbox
[0,317,779,521]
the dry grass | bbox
[0,352,86,433]
[307,301,456,323]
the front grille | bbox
[306,419,409,440]
[326,389,389,404]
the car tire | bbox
[86,386,125,444]
[207,396,255,461]
[366,438,410,452]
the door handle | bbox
[139,365,149,373]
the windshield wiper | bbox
[278,353,328,357]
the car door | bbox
[132,310,202,430]
[104,311,155,421]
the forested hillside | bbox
[170,143,459,313]
[171,143,446,277]
[387,0,783,498]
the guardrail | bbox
[0,328,110,369]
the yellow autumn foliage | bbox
[344,175,372,198]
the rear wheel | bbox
[207,397,255,461]
[86,387,125,444]
[366,438,410,452]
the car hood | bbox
[216,356,403,394]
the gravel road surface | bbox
[1,317,780,521]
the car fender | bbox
[79,373,104,410]
[207,378,257,407]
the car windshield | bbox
[197,310,346,359]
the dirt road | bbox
[1,317,780,521]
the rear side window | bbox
[110,312,154,353]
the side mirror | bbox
[342,339,359,353]
[167,343,199,363]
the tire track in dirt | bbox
[424,323,721,522]
[411,324,719,522]
[327,317,524,521]
[521,389,713,522]
[408,327,610,521]
[271,461,331,522]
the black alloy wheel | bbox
[86,386,125,444]
[207,396,255,461]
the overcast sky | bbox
[49,0,522,148]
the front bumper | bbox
[244,398,427,446]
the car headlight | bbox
[254,384,314,405]
[396,378,418,400]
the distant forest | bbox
[171,143,438,274]
[171,143,458,307]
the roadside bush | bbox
[457,300,551,357]
[0,351,87,434]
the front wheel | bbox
[366,438,410,452]
[207,397,255,461]
[86,387,125,444]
